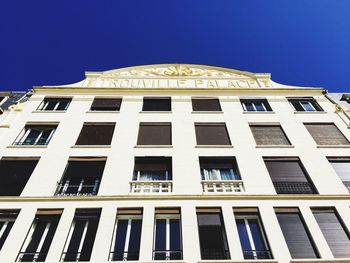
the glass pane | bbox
[56,101,69,110]
[220,169,234,180]
[170,219,181,251]
[23,129,41,144]
[301,102,315,111]
[139,171,166,181]
[64,220,87,261]
[0,221,14,250]
[112,220,128,261]
[254,102,266,111]
[45,101,57,110]
[244,102,255,111]
[248,218,267,251]
[236,219,252,250]
[127,220,141,260]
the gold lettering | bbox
[195,79,205,88]
[228,80,238,88]
[236,80,249,88]
[247,79,258,88]
[177,79,187,88]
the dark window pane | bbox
[170,219,181,251]
[276,212,318,258]
[305,123,349,145]
[236,219,252,250]
[0,159,39,196]
[90,98,122,111]
[155,219,166,251]
[195,124,231,145]
[133,157,172,181]
[113,220,128,261]
[192,98,221,111]
[0,221,14,250]
[250,125,291,145]
[313,209,350,258]
[137,123,171,145]
[143,97,171,111]
[288,98,323,112]
[241,99,271,112]
[127,220,142,260]
[75,123,115,145]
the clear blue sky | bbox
[0,0,349,92]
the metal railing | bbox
[60,252,92,261]
[55,182,99,196]
[273,182,316,194]
[109,251,139,261]
[243,249,272,259]
[343,181,350,192]
[153,250,183,260]
[17,252,47,262]
[201,180,244,193]
[13,139,49,146]
[130,181,172,193]
[201,248,230,260]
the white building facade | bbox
[0,64,349,263]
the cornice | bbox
[0,194,349,203]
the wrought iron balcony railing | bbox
[201,248,230,260]
[201,180,244,193]
[130,181,172,193]
[17,251,47,262]
[109,251,139,261]
[243,249,273,259]
[153,250,183,260]
[273,181,316,194]
[55,181,99,196]
[343,181,350,192]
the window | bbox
[0,210,19,250]
[234,208,272,260]
[312,208,350,258]
[0,158,39,196]
[340,94,350,104]
[142,97,171,111]
[275,208,319,259]
[241,99,272,112]
[199,157,241,181]
[137,123,171,145]
[304,123,349,145]
[264,158,317,194]
[61,209,101,262]
[56,157,106,196]
[250,125,291,146]
[133,157,172,181]
[196,208,230,260]
[37,98,71,111]
[14,124,57,146]
[90,98,122,111]
[17,210,62,262]
[328,157,350,191]
[109,208,143,261]
[288,97,323,112]
[192,98,221,111]
[195,123,231,146]
[153,208,182,260]
[131,157,173,193]
[75,123,116,145]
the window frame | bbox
[194,123,232,146]
[191,97,222,112]
[153,213,182,260]
[142,97,171,112]
[37,98,72,111]
[89,97,122,112]
[13,124,57,146]
[287,97,323,112]
[109,214,143,261]
[235,213,271,259]
[240,99,271,112]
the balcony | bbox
[130,181,173,193]
[55,181,99,196]
[273,182,316,194]
[201,180,244,193]
[153,250,183,260]
[243,249,273,260]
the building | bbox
[0,64,349,263]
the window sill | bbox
[32,110,67,113]
[243,111,275,114]
[71,145,112,148]
[139,111,172,113]
[195,145,233,148]
[134,145,173,148]
[293,111,327,114]
[0,125,10,128]
[317,145,350,148]
[290,259,350,263]
[191,111,223,114]
[86,110,120,113]
[7,145,48,148]
[256,145,295,148]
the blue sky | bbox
[0,0,349,92]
